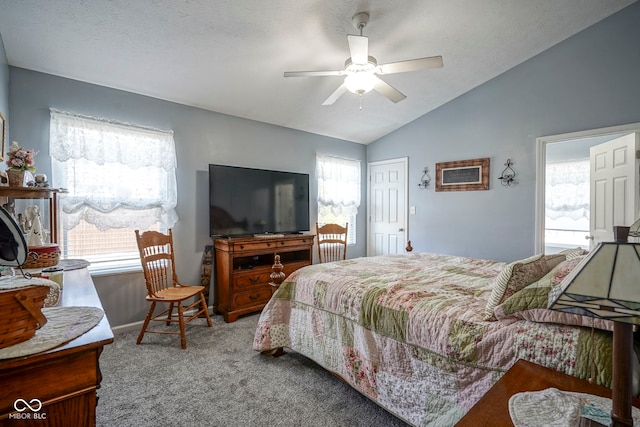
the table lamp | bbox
[549,237,640,427]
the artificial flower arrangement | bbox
[6,141,37,172]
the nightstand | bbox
[455,359,640,426]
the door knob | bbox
[398,228,404,232]
[585,235,594,240]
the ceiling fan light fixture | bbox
[344,72,376,95]
[344,59,377,95]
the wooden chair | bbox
[135,229,212,349]
[316,222,348,263]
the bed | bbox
[253,251,639,426]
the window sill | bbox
[86,260,142,277]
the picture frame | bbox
[435,157,490,192]
[0,112,5,162]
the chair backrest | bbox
[316,222,348,263]
[135,229,178,298]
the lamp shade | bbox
[548,242,640,325]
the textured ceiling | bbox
[0,0,635,144]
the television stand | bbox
[213,234,315,322]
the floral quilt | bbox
[253,253,613,427]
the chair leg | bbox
[137,301,156,345]
[199,292,213,327]
[178,303,187,349]
[166,302,174,326]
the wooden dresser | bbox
[213,234,314,322]
[0,268,114,426]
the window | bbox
[49,110,178,272]
[544,159,590,252]
[316,155,360,245]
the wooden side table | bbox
[456,359,640,426]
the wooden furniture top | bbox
[0,187,65,198]
[456,359,640,426]
[0,268,114,370]
[214,233,315,243]
[213,234,315,252]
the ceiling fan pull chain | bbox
[359,94,363,110]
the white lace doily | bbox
[0,306,104,359]
[509,387,640,427]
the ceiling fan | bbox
[284,12,443,106]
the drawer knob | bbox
[249,277,259,283]
[249,294,259,301]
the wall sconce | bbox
[498,159,516,186]
[418,167,431,189]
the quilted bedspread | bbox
[253,253,613,427]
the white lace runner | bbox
[509,387,640,427]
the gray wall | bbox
[368,2,640,263]
[0,34,8,139]
[8,68,366,327]
[6,2,640,327]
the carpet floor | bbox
[97,313,410,427]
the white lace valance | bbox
[545,160,589,222]
[316,155,361,219]
[49,110,178,230]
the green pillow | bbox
[483,254,550,321]
[495,267,556,317]
[493,255,613,332]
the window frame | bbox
[49,110,177,274]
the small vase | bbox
[7,170,25,187]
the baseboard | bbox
[111,321,144,334]
[110,305,215,335]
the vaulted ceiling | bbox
[0,0,635,144]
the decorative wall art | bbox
[435,157,490,192]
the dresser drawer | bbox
[232,287,272,309]
[276,238,314,248]
[232,237,314,252]
[233,240,279,252]
[233,271,271,290]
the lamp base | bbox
[611,322,634,427]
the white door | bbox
[367,158,408,256]
[589,133,639,248]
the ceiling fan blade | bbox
[378,56,443,74]
[322,83,348,106]
[284,70,344,77]
[347,35,368,65]
[373,76,406,103]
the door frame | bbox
[366,157,409,256]
[534,122,640,254]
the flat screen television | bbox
[209,164,310,237]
